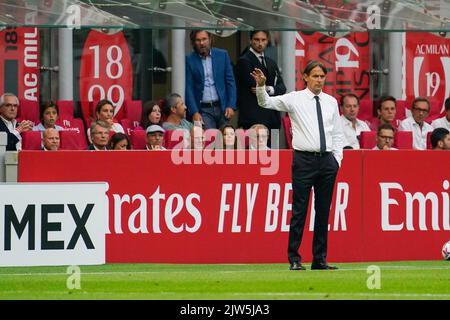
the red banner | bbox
[295,32,370,103]
[0,27,40,102]
[405,32,450,114]
[18,150,449,263]
[79,30,133,120]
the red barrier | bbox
[18,150,450,263]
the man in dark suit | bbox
[235,31,286,147]
[185,30,237,129]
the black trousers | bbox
[288,150,339,264]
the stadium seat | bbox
[282,115,293,149]
[358,100,374,122]
[19,100,39,125]
[21,131,42,150]
[120,118,143,136]
[359,131,376,149]
[204,128,220,148]
[394,131,413,149]
[130,129,146,150]
[426,100,444,123]
[124,100,143,123]
[164,129,187,149]
[395,100,407,121]
[427,131,433,149]
[235,128,249,149]
[56,100,75,121]
[60,130,88,150]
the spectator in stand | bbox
[109,132,131,150]
[339,93,370,149]
[398,97,433,150]
[42,128,60,151]
[430,127,450,150]
[369,96,399,131]
[431,97,450,131]
[162,93,193,131]
[87,120,110,151]
[220,124,237,149]
[87,99,124,143]
[190,125,205,150]
[248,123,270,150]
[146,125,167,150]
[33,102,64,132]
[373,123,398,150]
[0,93,33,151]
[141,100,162,129]
[185,30,237,129]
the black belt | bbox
[295,150,331,157]
[200,100,221,108]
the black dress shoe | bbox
[289,262,306,270]
[311,262,338,270]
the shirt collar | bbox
[0,115,17,127]
[249,47,264,59]
[305,87,323,100]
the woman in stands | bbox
[108,132,131,150]
[141,100,162,129]
[220,124,237,149]
[88,99,125,143]
[33,102,64,131]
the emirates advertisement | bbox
[0,27,40,102]
[295,31,371,102]
[404,32,450,114]
[17,150,450,263]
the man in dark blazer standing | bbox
[185,30,237,129]
[235,31,286,146]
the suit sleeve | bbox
[224,52,237,109]
[185,55,199,115]
[235,58,256,89]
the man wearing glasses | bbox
[373,123,398,150]
[0,93,33,151]
[399,97,433,150]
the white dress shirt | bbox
[398,117,433,150]
[256,86,344,165]
[340,115,370,149]
[431,116,450,131]
[0,116,22,150]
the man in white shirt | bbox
[398,97,433,150]
[252,60,344,271]
[339,93,370,149]
[431,97,450,131]
[0,93,33,151]
[372,123,398,150]
[146,124,167,150]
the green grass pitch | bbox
[0,261,449,300]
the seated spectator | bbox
[162,93,194,131]
[141,100,162,129]
[33,102,64,131]
[0,93,33,151]
[398,97,433,150]
[109,132,131,150]
[88,99,124,143]
[248,124,270,150]
[431,97,450,131]
[339,93,370,149]
[87,120,110,151]
[373,123,398,150]
[146,124,167,150]
[42,128,60,151]
[220,124,237,149]
[430,127,450,150]
[369,96,399,131]
[190,125,205,150]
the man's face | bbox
[341,96,359,122]
[92,125,109,148]
[43,129,60,151]
[378,100,396,123]
[42,107,59,128]
[146,132,164,148]
[411,101,430,124]
[376,129,395,150]
[173,97,187,119]
[0,95,19,121]
[304,66,326,95]
[438,134,450,150]
[191,126,205,150]
[249,127,268,149]
[193,31,211,57]
[250,31,269,54]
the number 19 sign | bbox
[79,30,132,118]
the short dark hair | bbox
[250,30,270,40]
[108,132,131,150]
[141,100,161,128]
[303,60,327,76]
[39,101,59,121]
[412,96,430,111]
[340,93,360,107]
[162,93,182,117]
[377,123,395,136]
[377,96,396,110]
[430,127,450,149]
[189,30,212,46]
[95,99,114,118]
[445,97,450,111]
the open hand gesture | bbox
[250,68,266,87]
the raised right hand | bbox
[250,68,267,87]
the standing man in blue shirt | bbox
[185,30,237,129]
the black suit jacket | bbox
[0,118,20,151]
[235,50,286,130]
